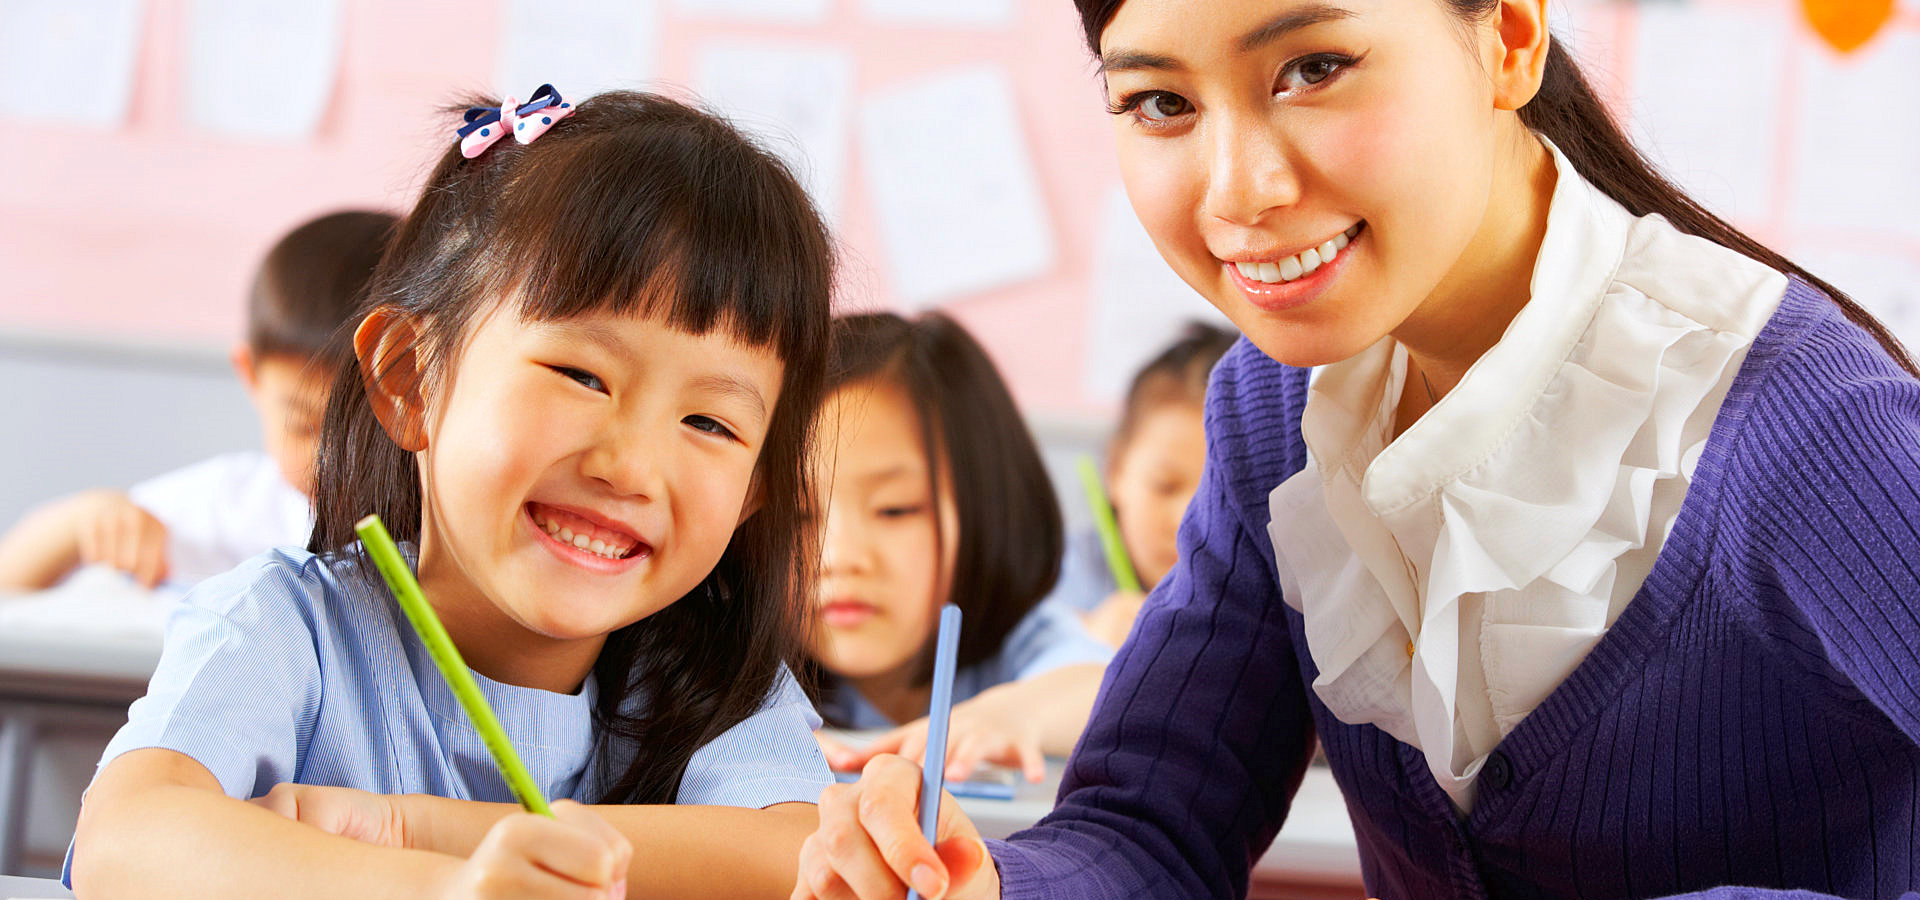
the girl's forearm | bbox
[402,795,818,899]
[75,772,459,899]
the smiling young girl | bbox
[796,0,1920,898]
[69,89,833,900]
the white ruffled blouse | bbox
[1265,139,1788,812]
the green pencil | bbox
[1075,456,1142,594]
[354,514,555,817]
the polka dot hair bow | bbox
[456,84,575,159]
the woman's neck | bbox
[847,659,934,726]
[1393,131,1558,433]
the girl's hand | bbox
[817,729,862,772]
[250,783,411,849]
[793,754,998,900]
[838,686,1047,783]
[73,490,170,588]
[434,800,632,900]
[1082,590,1146,647]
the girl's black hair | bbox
[820,311,1064,688]
[1114,321,1238,453]
[1069,0,1919,379]
[308,90,833,805]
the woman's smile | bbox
[1221,220,1366,311]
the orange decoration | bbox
[1800,0,1895,53]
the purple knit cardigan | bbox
[991,279,1920,899]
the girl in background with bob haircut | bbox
[795,0,1920,897]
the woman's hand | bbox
[250,783,412,849]
[432,800,631,900]
[793,754,998,900]
[834,686,1047,783]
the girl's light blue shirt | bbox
[820,600,1114,730]
[73,546,828,865]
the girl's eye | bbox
[1108,90,1193,125]
[550,365,606,393]
[684,415,738,440]
[878,504,926,519]
[1277,53,1357,95]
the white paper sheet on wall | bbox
[1790,30,1920,242]
[0,0,144,128]
[859,65,1055,309]
[674,0,830,24]
[861,0,1015,28]
[1084,185,1234,407]
[695,41,854,222]
[498,0,660,103]
[1628,5,1786,224]
[184,0,342,140]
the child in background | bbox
[0,210,396,590]
[1053,322,1236,645]
[69,89,834,900]
[810,312,1113,784]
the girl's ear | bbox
[355,307,430,452]
[736,469,766,527]
[1490,0,1552,112]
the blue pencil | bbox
[908,603,964,900]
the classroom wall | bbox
[3,0,1918,420]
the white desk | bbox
[0,874,70,898]
[0,570,168,877]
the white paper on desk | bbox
[498,0,660,102]
[1084,185,1232,406]
[1627,5,1786,224]
[184,0,342,140]
[695,41,854,221]
[674,0,830,24]
[861,0,1015,28]
[1790,30,1920,241]
[0,0,144,128]
[859,65,1054,308]
[0,566,174,639]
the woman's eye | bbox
[1109,90,1192,125]
[1277,53,1356,95]
[551,366,606,393]
[683,415,738,440]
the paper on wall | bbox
[1790,30,1920,241]
[498,0,660,102]
[674,0,830,24]
[858,65,1055,308]
[861,0,1015,28]
[0,0,144,128]
[695,41,854,222]
[1628,5,1787,224]
[1084,185,1233,407]
[184,0,342,140]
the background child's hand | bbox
[815,729,861,772]
[839,686,1048,783]
[73,489,170,588]
[1082,590,1146,647]
[250,783,411,848]
[434,800,631,900]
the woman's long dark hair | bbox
[816,312,1064,697]
[1071,0,1919,378]
[309,91,833,804]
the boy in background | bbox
[0,210,396,590]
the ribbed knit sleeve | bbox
[990,342,1317,900]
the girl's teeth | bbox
[532,508,640,559]
[590,539,607,554]
[572,533,590,549]
[558,527,574,542]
